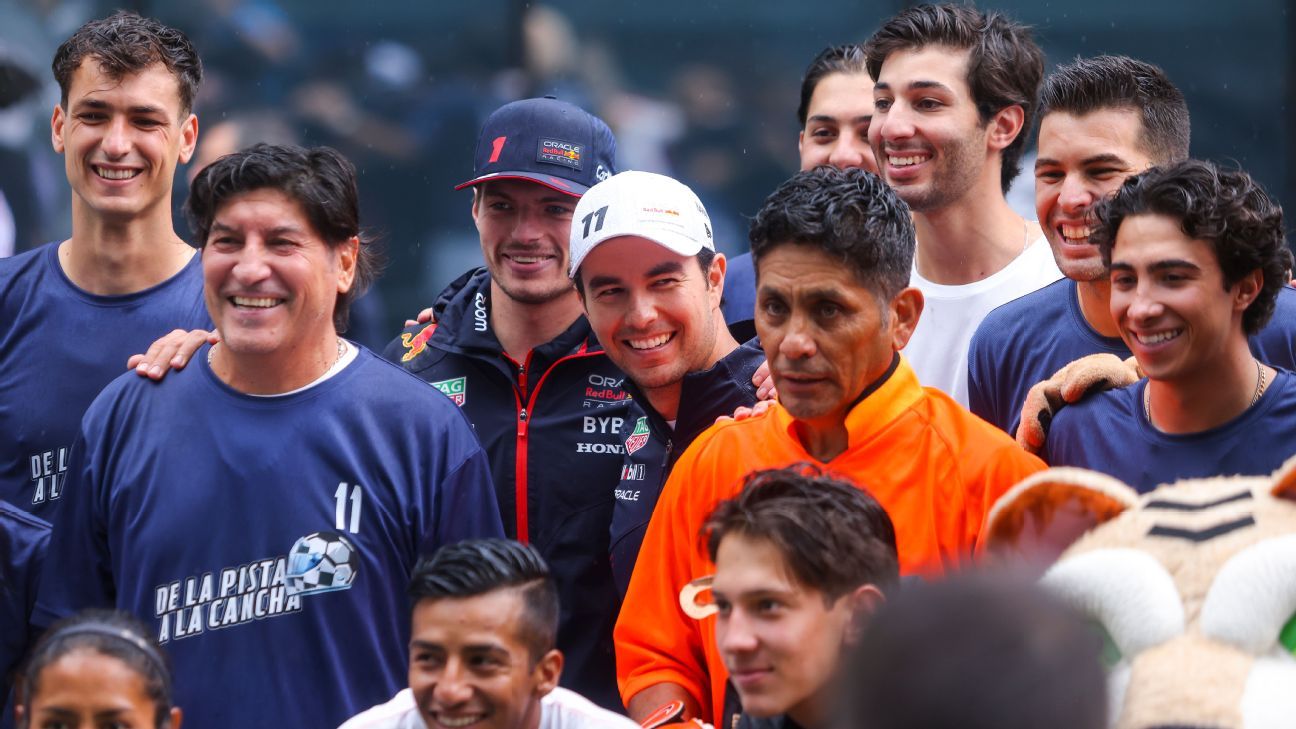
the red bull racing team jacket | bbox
[385,267,631,711]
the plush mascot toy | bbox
[986,457,1296,729]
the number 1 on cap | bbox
[488,136,507,164]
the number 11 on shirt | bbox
[335,482,363,533]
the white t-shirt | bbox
[338,686,641,729]
[903,233,1062,406]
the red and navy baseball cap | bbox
[455,96,617,197]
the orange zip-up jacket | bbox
[613,358,1045,723]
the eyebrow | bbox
[209,222,307,237]
[1110,259,1202,273]
[646,260,687,278]
[874,80,954,95]
[1036,153,1132,169]
[73,98,166,115]
[808,113,872,124]
[586,273,624,290]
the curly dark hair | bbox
[1040,55,1190,165]
[186,144,384,333]
[53,11,202,114]
[797,44,869,127]
[408,539,557,662]
[749,166,914,301]
[865,3,1044,193]
[1092,160,1291,334]
[703,464,899,602]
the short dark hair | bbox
[797,44,869,127]
[18,610,175,729]
[574,246,716,298]
[865,3,1044,192]
[408,539,559,663]
[846,575,1107,729]
[185,144,383,333]
[1092,160,1291,334]
[1040,55,1190,165]
[749,166,914,301]
[53,11,202,115]
[703,464,899,602]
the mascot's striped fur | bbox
[987,457,1296,729]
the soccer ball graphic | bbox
[285,531,358,596]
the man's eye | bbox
[872,98,892,112]
[810,128,838,140]
[1035,170,1063,182]
[916,98,943,111]
[761,300,787,317]
[817,303,841,318]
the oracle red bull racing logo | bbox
[399,324,436,363]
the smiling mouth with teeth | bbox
[1135,328,1183,345]
[1059,224,1093,242]
[888,155,929,167]
[93,166,141,180]
[627,332,674,350]
[231,296,283,309]
[506,254,552,265]
[432,713,486,728]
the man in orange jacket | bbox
[614,167,1045,727]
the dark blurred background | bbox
[0,0,1291,349]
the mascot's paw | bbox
[1016,354,1142,453]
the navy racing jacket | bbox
[385,268,631,711]
[609,338,764,597]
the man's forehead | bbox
[69,58,184,108]
[478,178,580,203]
[1038,107,1147,159]
[875,44,972,88]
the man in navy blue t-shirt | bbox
[968,56,1296,437]
[0,12,209,518]
[35,145,504,729]
[1043,160,1296,492]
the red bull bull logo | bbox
[399,324,437,363]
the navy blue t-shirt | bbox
[34,346,503,729]
[722,252,756,335]
[1,500,48,725]
[1044,370,1296,492]
[968,279,1296,435]
[0,242,209,516]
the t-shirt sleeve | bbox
[971,440,1047,553]
[0,509,50,685]
[425,439,504,553]
[614,441,712,716]
[966,324,1002,429]
[31,431,115,628]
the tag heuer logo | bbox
[625,417,650,455]
[431,377,467,406]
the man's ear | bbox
[532,648,564,697]
[797,130,806,160]
[178,112,199,164]
[844,584,886,646]
[888,287,924,350]
[987,104,1025,153]
[470,187,482,224]
[1232,267,1263,314]
[51,103,66,154]
[708,252,727,307]
[168,706,184,729]
[336,236,359,294]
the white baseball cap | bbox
[568,170,715,278]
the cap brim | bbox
[454,171,587,197]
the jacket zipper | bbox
[510,343,607,544]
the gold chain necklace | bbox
[1143,358,1267,427]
